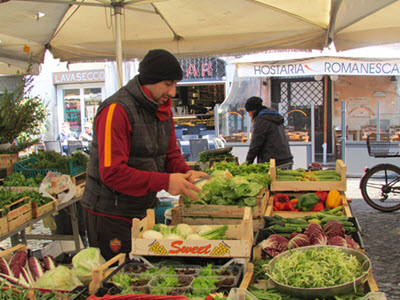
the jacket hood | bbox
[256,108,284,125]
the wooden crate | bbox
[71,172,86,197]
[89,253,126,295]
[172,207,264,232]
[131,207,253,259]
[269,159,347,192]
[0,243,27,260]
[4,196,32,231]
[0,186,39,192]
[239,262,254,289]
[0,153,18,177]
[173,188,268,232]
[0,213,8,236]
[31,200,56,219]
[264,191,352,218]
[178,188,269,219]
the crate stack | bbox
[266,158,349,217]
[252,158,361,260]
[12,156,86,198]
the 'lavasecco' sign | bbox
[237,57,400,77]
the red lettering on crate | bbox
[169,241,211,254]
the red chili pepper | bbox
[315,191,328,203]
[273,194,289,211]
[311,202,325,211]
[287,199,300,211]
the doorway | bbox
[56,83,105,137]
[271,77,332,154]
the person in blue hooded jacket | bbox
[245,96,293,169]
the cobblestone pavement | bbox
[1,179,399,299]
[346,178,400,300]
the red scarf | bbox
[141,86,171,121]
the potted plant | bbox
[0,63,48,176]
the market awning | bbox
[233,45,400,77]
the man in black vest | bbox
[81,49,208,260]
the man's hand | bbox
[186,170,209,182]
[168,173,201,201]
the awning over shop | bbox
[233,45,400,77]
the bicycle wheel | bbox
[360,164,400,212]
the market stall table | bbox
[0,196,83,254]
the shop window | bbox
[84,87,102,122]
[217,75,261,143]
[59,84,104,139]
[63,89,81,136]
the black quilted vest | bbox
[81,76,171,218]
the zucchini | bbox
[320,215,349,223]
[285,223,308,230]
[276,169,304,176]
[344,226,356,232]
[329,206,344,214]
[339,221,355,227]
[268,225,302,233]
[285,218,309,225]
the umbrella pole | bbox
[114,5,123,88]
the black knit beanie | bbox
[138,49,183,84]
[245,96,263,112]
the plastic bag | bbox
[39,171,77,204]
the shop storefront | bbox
[173,57,228,137]
[49,58,229,141]
[220,54,400,172]
[53,69,106,137]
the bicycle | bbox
[359,136,400,212]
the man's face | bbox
[144,80,179,105]
[249,110,256,120]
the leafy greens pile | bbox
[26,150,88,174]
[184,170,265,207]
[265,247,367,289]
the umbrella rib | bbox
[150,3,182,40]
[51,2,82,41]
[323,0,343,48]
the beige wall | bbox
[333,75,399,130]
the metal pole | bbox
[341,101,346,163]
[377,100,381,141]
[214,104,220,138]
[114,3,123,88]
[311,102,315,163]
[323,76,328,164]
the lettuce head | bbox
[71,247,106,285]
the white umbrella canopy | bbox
[0,57,39,75]
[1,0,400,83]
[329,0,400,51]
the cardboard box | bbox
[41,238,84,259]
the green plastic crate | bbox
[68,161,86,177]
[14,157,58,178]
